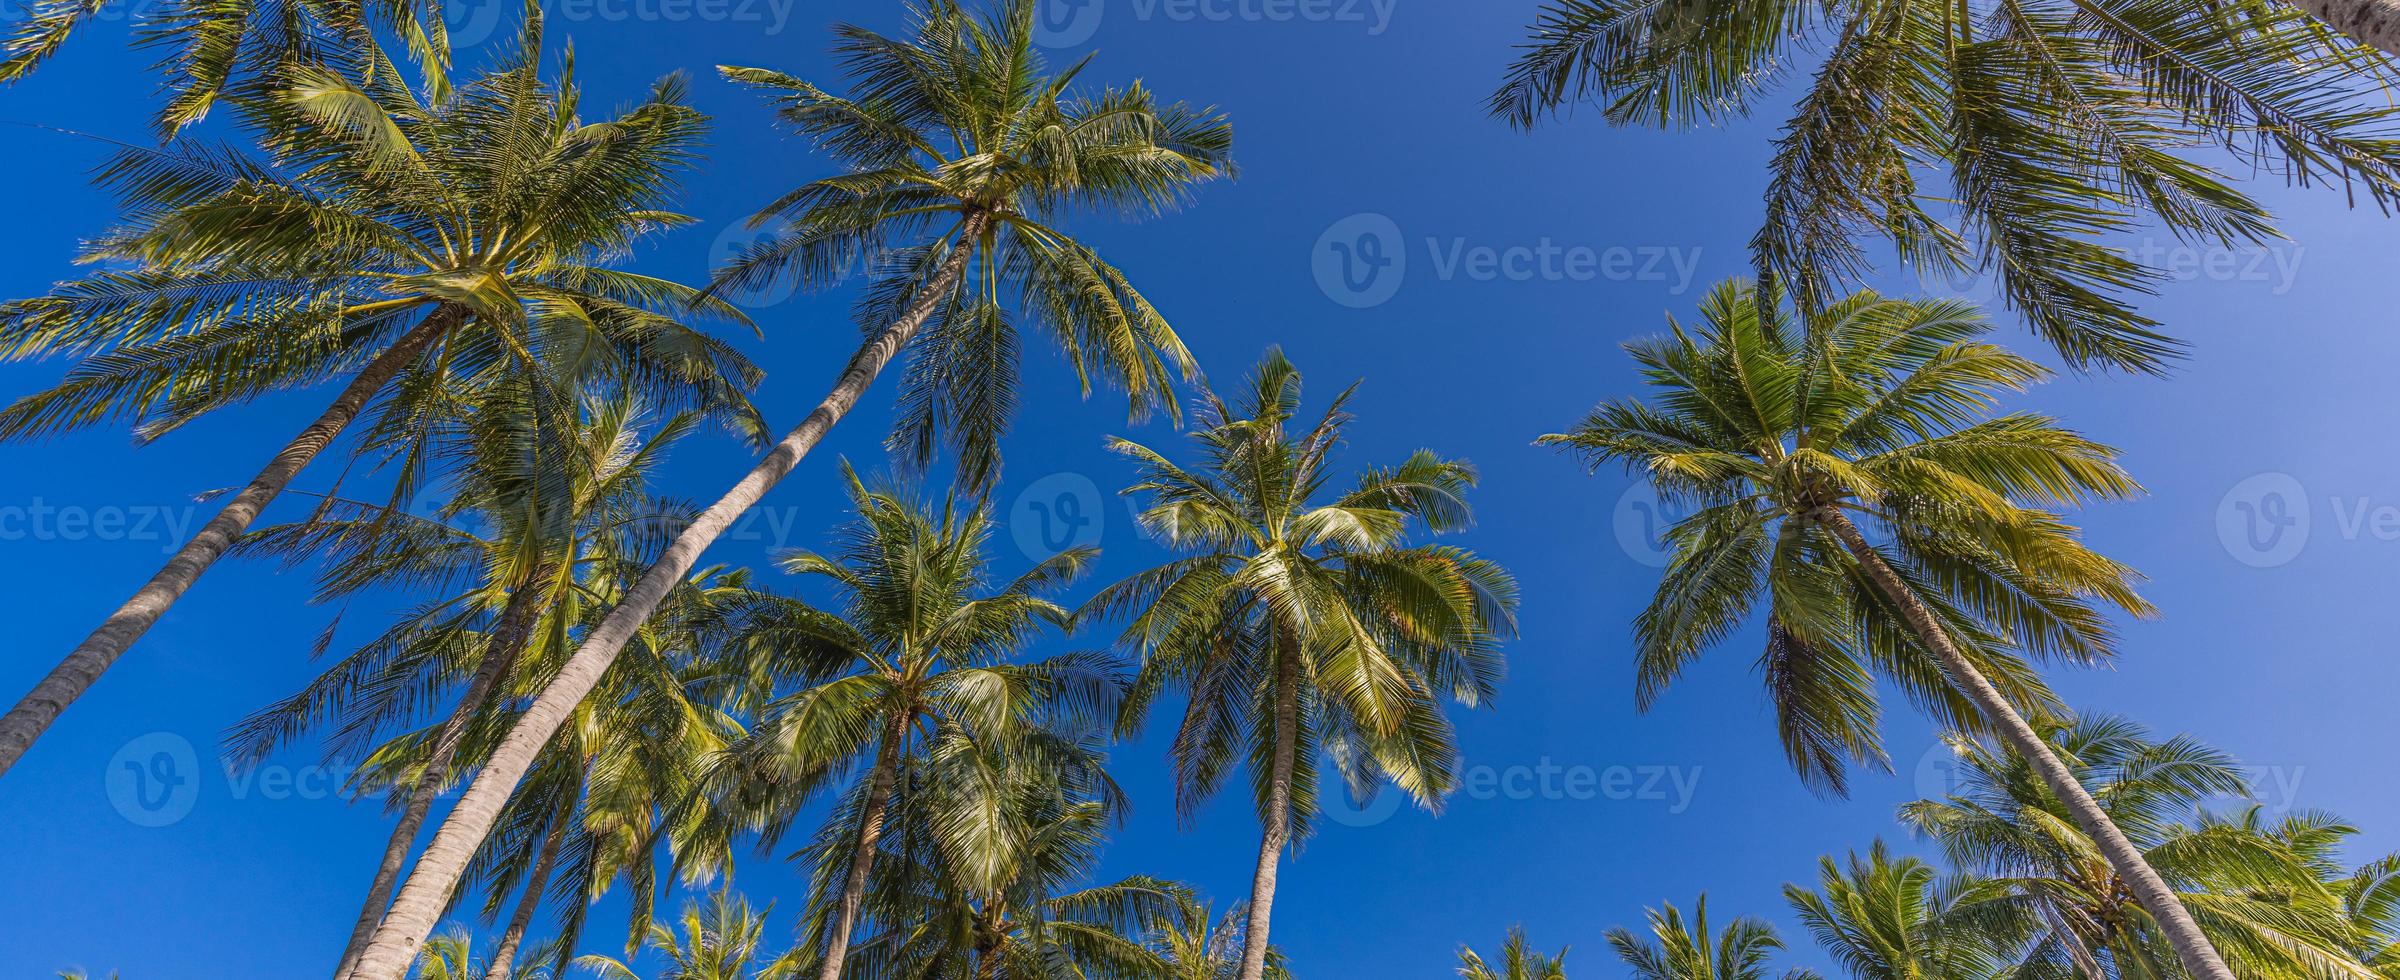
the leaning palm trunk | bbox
[820,714,909,980]
[2291,0,2400,55]
[481,795,569,980]
[1819,510,2236,980]
[1237,647,1301,980]
[345,219,985,980]
[0,310,457,777]
[334,574,549,979]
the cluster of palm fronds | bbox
[7,0,2400,976]
[1462,716,2400,980]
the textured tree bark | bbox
[334,574,549,979]
[2289,0,2400,56]
[480,795,569,980]
[345,221,984,980]
[817,711,909,980]
[1820,510,2236,980]
[0,308,456,777]
[1236,644,1301,980]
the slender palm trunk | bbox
[334,574,549,979]
[2290,0,2400,56]
[481,794,569,980]
[1820,510,2236,980]
[819,711,908,980]
[1236,645,1301,980]
[345,220,985,980]
[0,308,456,777]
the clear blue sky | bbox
[3,2,2397,977]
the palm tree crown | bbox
[1492,0,2400,372]
[1541,279,2149,793]
[714,0,1235,488]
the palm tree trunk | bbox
[1236,644,1301,980]
[481,794,569,980]
[1819,510,2236,980]
[334,574,549,980]
[0,307,457,778]
[2289,0,2400,56]
[818,711,908,980]
[345,220,985,980]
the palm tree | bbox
[1783,844,2019,980]
[1607,897,1813,980]
[226,386,748,978]
[689,469,1127,980]
[346,5,1229,971]
[2341,853,2400,977]
[2295,1,2400,56]
[1536,279,2244,978]
[0,0,447,132]
[1489,0,2400,373]
[0,23,759,778]
[1460,926,1569,980]
[1145,897,1289,980]
[835,766,1182,979]
[575,890,805,980]
[1084,349,1520,980]
[414,930,559,980]
[1901,716,2380,979]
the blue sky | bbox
[3,1,2399,977]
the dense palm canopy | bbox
[0,0,449,133]
[0,19,762,777]
[833,775,1183,979]
[1606,897,1812,980]
[0,18,758,450]
[1902,717,2392,979]
[1084,348,1518,979]
[227,388,761,979]
[713,0,1235,489]
[1144,897,1289,980]
[1491,0,2400,372]
[692,470,1127,979]
[1541,279,2146,793]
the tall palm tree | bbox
[1607,897,1813,980]
[1783,844,2019,980]
[2295,0,2400,56]
[0,22,759,778]
[226,386,750,979]
[345,5,1230,972]
[692,469,1126,980]
[1901,716,2381,979]
[1084,349,1520,980]
[1145,897,1289,980]
[1460,926,1570,980]
[1535,280,2242,978]
[835,766,1181,979]
[1489,0,2400,373]
[574,890,805,980]
[0,0,447,132]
